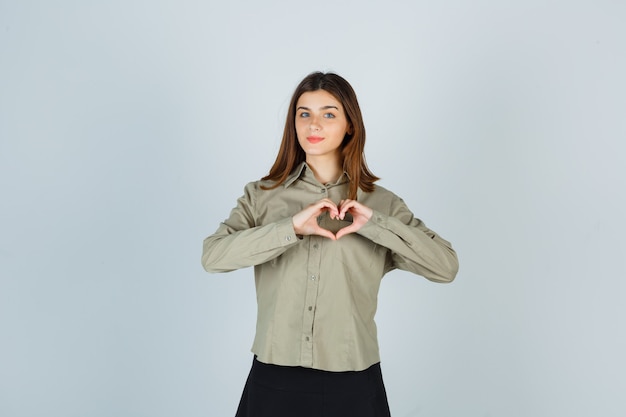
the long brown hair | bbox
[261,72,379,199]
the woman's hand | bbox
[292,198,373,240]
[335,199,373,240]
[292,199,340,241]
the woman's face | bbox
[295,90,351,161]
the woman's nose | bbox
[309,117,321,131]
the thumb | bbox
[314,226,338,241]
[335,224,358,240]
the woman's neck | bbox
[306,155,343,185]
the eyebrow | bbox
[296,105,340,111]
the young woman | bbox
[202,72,459,417]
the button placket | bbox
[300,235,322,366]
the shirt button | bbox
[310,275,316,281]
[320,188,325,193]
[313,243,319,249]
[285,236,291,241]
[308,306,313,311]
[306,337,310,341]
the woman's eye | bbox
[299,112,310,118]
[323,113,336,119]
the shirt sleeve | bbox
[201,182,299,273]
[356,196,459,283]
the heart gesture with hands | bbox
[292,198,373,241]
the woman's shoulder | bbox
[368,183,403,200]
[359,183,405,210]
[243,177,282,191]
[237,178,285,201]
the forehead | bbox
[296,90,343,109]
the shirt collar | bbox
[283,162,308,188]
[283,161,350,188]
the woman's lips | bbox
[307,136,324,144]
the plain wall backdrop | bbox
[1,1,625,416]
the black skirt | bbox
[235,357,392,417]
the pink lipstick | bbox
[307,136,324,144]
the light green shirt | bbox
[202,162,458,372]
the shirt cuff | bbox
[357,210,387,241]
[276,217,299,246]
